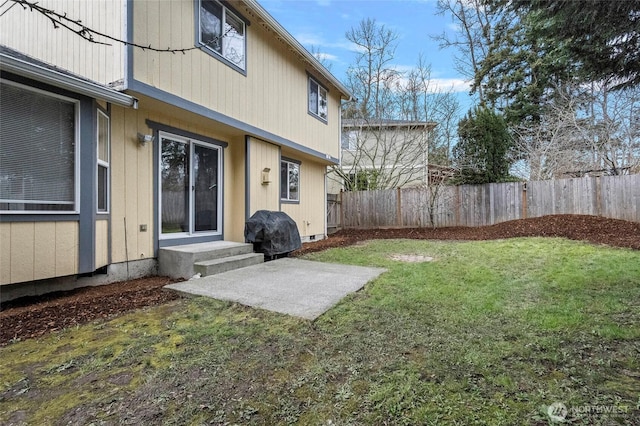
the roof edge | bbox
[0,48,138,108]
[343,119,438,129]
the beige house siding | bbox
[109,104,155,264]
[0,222,78,285]
[130,0,340,159]
[1,0,347,291]
[0,224,10,284]
[281,154,327,239]
[95,219,109,269]
[109,99,253,261]
[0,0,125,86]
[330,124,434,193]
[247,137,281,215]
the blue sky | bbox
[259,0,474,110]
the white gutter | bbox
[0,52,138,109]
[244,0,354,101]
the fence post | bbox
[339,190,345,228]
[522,182,528,219]
[595,176,602,217]
[455,185,461,226]
[397,187,403,227]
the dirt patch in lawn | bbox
[1,214,638,346]
[389,254,436,262]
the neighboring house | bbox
[328,118,437,193]
[0,0,352,299]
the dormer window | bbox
[199,0,246,71]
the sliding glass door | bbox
[160,132,221,238]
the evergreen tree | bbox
[520,0,640,88]
[453,107,513,184]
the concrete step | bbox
[159,241,255,279]
[194,252,265,277]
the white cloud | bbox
[388,63,472,93]
[295,33,325,46]
[294,32,360,52]
[429,78,472,93]
[313,52,340,62]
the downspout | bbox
[123,0,133,95]
[324,168,328,238]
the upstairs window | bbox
[280,159,300,202]
[199,0,246,71]
[0,80,78,213]
[341,130,358,150]
[308,77,328,121]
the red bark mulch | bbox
[1,214,638,346]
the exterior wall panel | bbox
[224,140,247,243]
[131,0,341,160]
[248,138,280,215]
[109,101,249,260]
[0,224,10,284]
[55,222,78,276]
[10,222,35,283]
[0,0,125,86]
[0,221,79,285]
[281,158,327,238]
[95,219,109,268]
[34,222,57,280]
[109,104,155,264]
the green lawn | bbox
[1,238,639,425]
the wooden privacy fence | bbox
[327,193,341,233]
[339,174,640,228]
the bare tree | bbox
[420,178,456,229]
[433,0,497,103]
[309,45,333,73]
[585,82,640,175]
[344,18,400,119]
[399,55,461,165]
[330,20,460,192]
[513,82,640,180]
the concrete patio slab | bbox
[165,258,386,320]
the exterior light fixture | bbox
[137,133,155,146]
[262,167,271,185]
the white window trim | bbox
[281,159,300,203]
[197,0,247,72]
[0,79,80,214]
[158,131,223,239]
[96,109,110,214]
[342,130,359,151]
[308,76,328,122]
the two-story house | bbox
[0,0,352,300]
[328,118,437,193]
